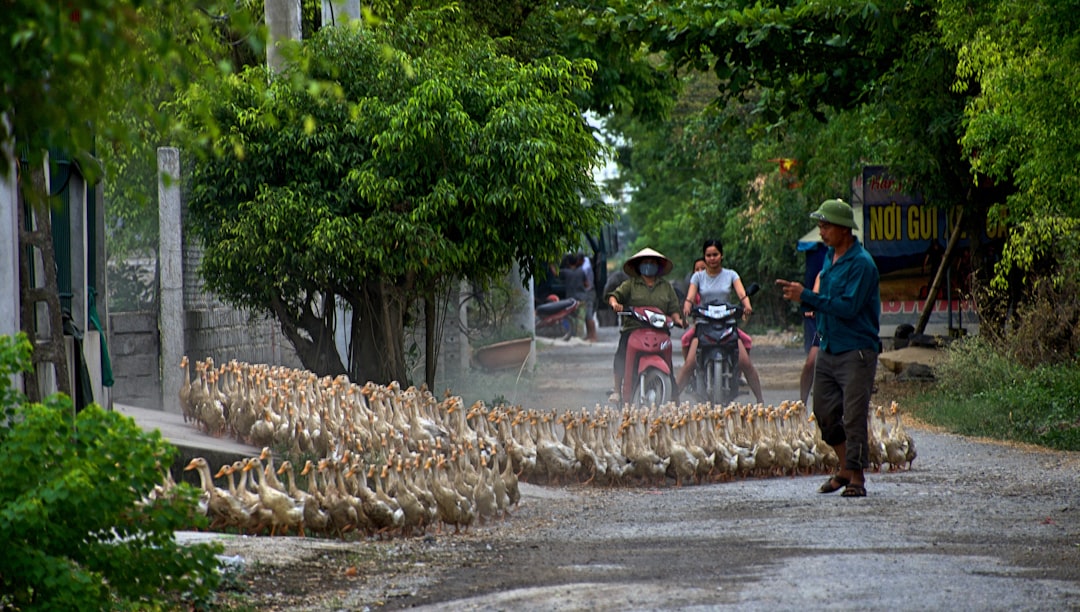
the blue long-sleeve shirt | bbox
[800,240,881,354]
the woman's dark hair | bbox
[702,238,724,255]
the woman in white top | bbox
[675,239,764,403]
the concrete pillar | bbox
[158,147,184,414]
[322,0,361,26]
[1,116,18,342]
[93,179,111,408]
[507,264,537,370]
[265,0,302,74]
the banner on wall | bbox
[800,167,1006,324]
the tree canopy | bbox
[2,0,257,181]
[180,10,612,384]
[565,0,1080,348]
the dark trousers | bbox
[813,348,878,470]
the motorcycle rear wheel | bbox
[633,368,672,407]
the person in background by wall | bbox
[680,258,707,362]
[559,253,588,340]
[777,198,880,499]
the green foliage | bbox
[97,2,265,261]
[464,275,534,346]
[0,334,32,428]
[924,335,1080,450]
[973,216,1080,367]
[178,10,611,384]
[2,0,260,181]
[0,334,222,610]
[107,260,157,313]
[603,77,883,327]
[589,0,1080,348]
[934,335,1023,399]
[990,216,1080,293]
[942,0,1080,221]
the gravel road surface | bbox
[198,326,1080,611]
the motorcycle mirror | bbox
[745,282,761,297]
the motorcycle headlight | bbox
[647,311,668,327]
[706,305,731,318]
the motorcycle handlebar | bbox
[691,282,760,320]
[617,308,678,329]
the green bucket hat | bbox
[810,198,856,229]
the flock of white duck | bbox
[174,356,916,539]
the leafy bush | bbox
[976,216,1080,367]
[924,334,1080,450]
[934,335,1023,398]
[0,333,223,610]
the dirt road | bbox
[207,325,1080,611]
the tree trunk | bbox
[349,280,408,385]
[424,295,437,390]
[269,292,347,377]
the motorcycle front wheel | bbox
[633,368,672,407]
[718,352,740,404]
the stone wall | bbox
[108,311,161,410]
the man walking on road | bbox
[776,199,880,498]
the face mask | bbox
[638,261,660,277]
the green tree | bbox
[571,1,1063,333]
[597,64,882,325]
[179,11,612,385]
[937,0,1080,353]
[3,0,257,179]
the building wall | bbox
[107,263,465,411]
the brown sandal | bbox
[818,475,850,494]
[841,483,867,497]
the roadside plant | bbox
[0,333,222,610]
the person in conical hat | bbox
[776,197,880,498]
[621,247,674,278]
[605,247,685,404]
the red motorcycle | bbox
[535,297,580,339]
[617,306,676,406]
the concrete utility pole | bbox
[158,148,183,414]
[265,0,302,74]
[1,115,18,342]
